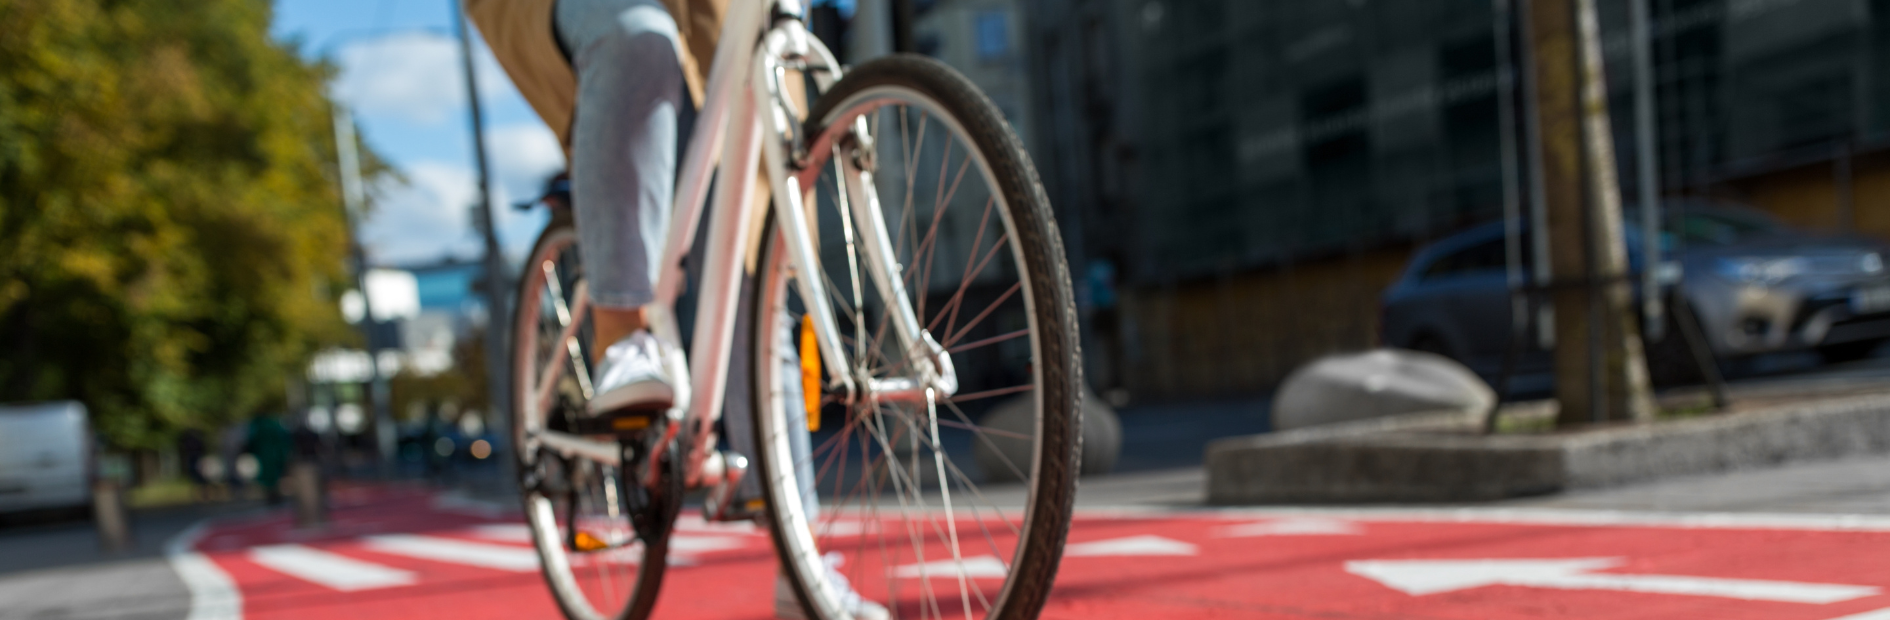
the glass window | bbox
[975,11,1009,61]
[1422,236,1519,280]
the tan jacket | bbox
[464,0,727,152]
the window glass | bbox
[975,11,1009,61]
[1422,236,1522,280]
[1668,211,1779,247]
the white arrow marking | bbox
[1828,607,1890,620]
[250,544,415,591]
[894,555,1008,579]
[1064,535,1197,557]
[1347,558,1880,604]
[1216,517,1363,537]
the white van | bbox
[0,401,93,513]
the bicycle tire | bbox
[751,53,1082,620]
[513,216,673,620]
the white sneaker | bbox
[774,552,890,620]
[587,331,677,416]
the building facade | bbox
[1022,0,1890,399]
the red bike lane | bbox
[170,483,1890,619]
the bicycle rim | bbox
[513,222,668,620]
[753,56,1081,620]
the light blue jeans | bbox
[556,0,817,516]
[556,0,682,310]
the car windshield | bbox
[1666,210,1780,247]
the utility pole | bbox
[1524,0,1655,426]
[330,104,397,464]
[453,1,512,447]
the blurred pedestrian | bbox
[245,414,292,505]
[177,428,210,502]
[218,422,248,500]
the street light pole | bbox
[330,103,396,464]
[452,0,513,451]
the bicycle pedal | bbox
[568,406,666,436]
[700,451,752,522]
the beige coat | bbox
[464,0,728,153]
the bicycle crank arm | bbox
[531,429,621,466]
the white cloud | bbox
[485,123,566,207]
[360,161,481,265]
[358,124,564,267]
[484,123,566,260]
[334,31,512,124]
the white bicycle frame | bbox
[525,0,958,489]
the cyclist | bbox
[465,1,888,618]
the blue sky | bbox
[270,0,860,267]
[272,0,558,267]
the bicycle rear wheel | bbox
[513,218,674,620]
[752,54,1082,620]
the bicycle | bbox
[510,1,1082,618]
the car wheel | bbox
[1817,340,1882,365]
[1408,333,1458,363]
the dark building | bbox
[1022,0,1890,399]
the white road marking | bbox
[1216,517,1363,537]
[165,522,242,620]
[1827,607,1890,620]
[248,545,415,591]
[1064,535,1197,556]
[669,535,749,554]
[464,523,532,543]
[893,555,1008,579]
[674,516,759,534]
[1079,506,1890,533]
[362,534,541,571]
[1347,557,1880,604]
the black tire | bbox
[754,54,1081,620]
[512,217,671,620]
[1818,339,1882,365]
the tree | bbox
[0,0,375,449]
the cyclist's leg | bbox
[557,0,683,346]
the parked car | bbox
[1381,203,1890,385]
[0,401,93,514]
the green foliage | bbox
[0,0,368,449]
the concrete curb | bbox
[1205,394,1890,504]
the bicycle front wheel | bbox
[752,54,1082,620]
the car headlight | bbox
[1716,257,1807,285]
[1861,252,1884,275]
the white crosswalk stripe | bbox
[1065,535,1197,556]
[249,544,416,591]
[362,534,542,571]
[893,555,1009,579]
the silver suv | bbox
[1380,204,1890,385]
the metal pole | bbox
[331,104,396,465]
[1521,0,1555,353]
[1486,0,1527,434]
[850,0,894,63]
[1631,0,1664,343]
[453,1,513,457]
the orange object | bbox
[799,315,821,431]
[573,531,608,552]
